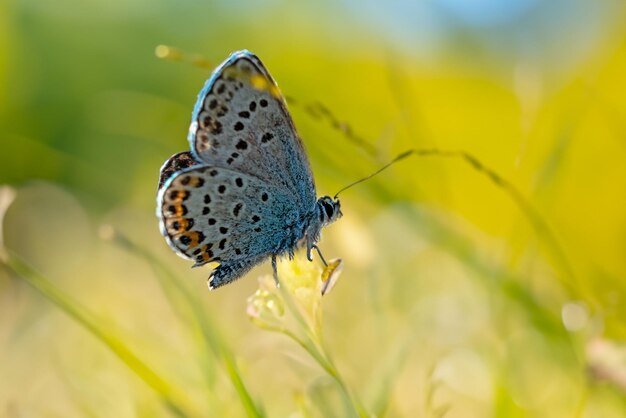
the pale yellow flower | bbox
[246,250,343,333]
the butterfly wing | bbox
[188,50,316,208]
[157,165,302,271]
[157,151,198,191]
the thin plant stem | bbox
[334,147,580,299]
[274,273,369,418]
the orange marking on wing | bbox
[172,204,185,216]
[170,190,190,202]
[166,218,187,234]
[188,177,204,187]
[184,231,203,247]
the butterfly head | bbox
[317,196,342,226]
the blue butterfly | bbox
[157,50,341,289]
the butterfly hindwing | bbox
[158,164,302,269]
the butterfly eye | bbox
[322,201,334,219]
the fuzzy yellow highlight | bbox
[249,74,281,98]
[154,45,183,61]
[189,55,212,70]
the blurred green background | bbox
[2,0,626,417]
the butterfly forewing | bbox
[188,50,316,207]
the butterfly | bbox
[156,50,342,290]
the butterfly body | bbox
[157,50,341,289]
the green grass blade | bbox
[3,252,197,418]
[111,233,264,418]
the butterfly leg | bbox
[311,244,328,267]
[305,234,322,262]
[271,254,280,287]
[306,238,314,262]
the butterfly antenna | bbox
[333,149,414,198]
